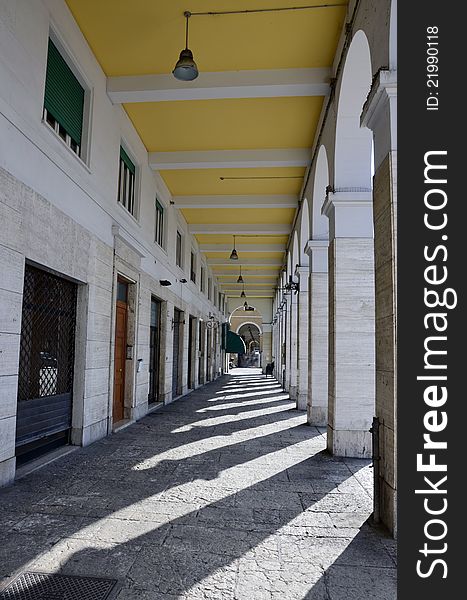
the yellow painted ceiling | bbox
[212,264,279,271]
[216,274,279,279]
[181,208,294,224]
[195,235,288,245]
[65,1,346,75]
[160,168,305,196]
[205,252,284,259]
[65,1,346,299]
[125,97,322,152]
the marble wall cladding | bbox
[327,237,375,458]
[373,152,397,535]
[307,273,329,426]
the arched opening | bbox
[299,198,310,264]
[228,305,263,369]
[312,145,330,240]
[334,30,373,191]
[237,322,262,368]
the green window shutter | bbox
[120,146,135,174]
[44,39,84,145]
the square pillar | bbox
[287,292,298,400]
[295,266,309,410]
[362,70,397,534]
[323,191,375,458]
[305,240,329,426]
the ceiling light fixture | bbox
[174,4,346,80]
[229,235,239,260]
[240,289,246,298]
[237,266,244,284]
[173,11,199,81]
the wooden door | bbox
[113,283,128,423]
[172,309,182,398]
[149,298,162,403]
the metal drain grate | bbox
[0,572,119,600]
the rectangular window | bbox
[176,231,183,268]
[213,286,217,307]
[218,291,222,308]
[118,146,136,216]
[200,266,206,293]
[43,38,84,157]
[208,277,212,300]
[155,199,164,247]
[190,251,196,283]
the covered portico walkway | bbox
[0,369,395,599]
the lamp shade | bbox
[173,48,199,81]
[229,248,239,260]
[237,274,244,284]
[240,290,246,298]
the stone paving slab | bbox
[0,368,396,599]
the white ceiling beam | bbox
[174,194,298,209]
[208,257,282,266]
[149,148,310,170]
[189,223,291,235]
[107,68,331,104]
[200,244,285,253]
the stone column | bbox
[362,70,397,534]
[305,240,329,426]
[279,300,287,387]
[322,191,375,458]
[287,291,298,400]
[262,324,273,369]
[295,266,309,410]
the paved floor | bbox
[0,369,396,599]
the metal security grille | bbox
[16,265,77,454]
[0,572,119,600]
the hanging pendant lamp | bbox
[237,266,244,284]
[240,289,246,298]
[229,235,239,260]
[173,12,199,81]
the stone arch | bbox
[311,145,330,239]
[334,29,373,190]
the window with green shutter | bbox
[118,146,136,216]
[43,38,85,156]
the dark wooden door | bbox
[187,316,195,389]
[172,309,182,397]
[113,283,128,423]
[149,298,161,403]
